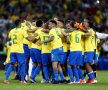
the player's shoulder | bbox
[31,25,36,29]
[50,27,57,32]
[36,27,43,33]
[9,28,17,33]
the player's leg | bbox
[5,63,10,72]
[67,52,74,83]
[64,50,70,81]
[30,48,37,78]
[91,50,99,78]
[23,44,30,79]
[4,53,16,84]
[42,54,50,83]
[77,51,86,83]
[17,53,26,84]
[48,54,54,82]
[61,52,67,78]
[31,49,41,82]
[84,52,96,83]
[58,63,65,83]
[70,52,80,83]
[58,47,65,83]
[51,49,59,83]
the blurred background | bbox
[0,0,108,70]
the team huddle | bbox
[3,16,108,84]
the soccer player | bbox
[22,19,37,81]
[4,19,26,84]
[66,21,91,84]
[39,20,65,84]
[57,20,70,82]
[4,41,12,71]
[83,18,96,84]
[36,23,52,83]
[29,20,43,83]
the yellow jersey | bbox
[9,27,24,53]
[84,29,95,52]
[81,37,85,55]
[70,30,85,51]
[31,28,42,50]
[62,37,68,52]
[23,25,36,48]
[67,35,71,51]
[38,31,51,53]
[49,27,63,49]
[96,38,100,55]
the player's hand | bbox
[38,41,43,45]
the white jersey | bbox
[96,32,108,39]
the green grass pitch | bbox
[0,70,108,90]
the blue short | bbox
[67,51,83,66]
[30,48,42,63]
[61,51,70,65]
[84,52,94,63]
[51,47,64,63]
[94,54,99,63]
[10,53,25,65]
[82,55,85,64]
[23,44,30,58]
[42,53,51,65]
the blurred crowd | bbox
[0,0,108,53]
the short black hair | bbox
[36,20,43,27]
[49,20,57,25]
[14,19,21,27]
[58,19,64,24]
[70,20,75,27]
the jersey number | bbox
[43,36,49,45]
[13,34,17,44]
[75,34,79,43]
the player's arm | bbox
[26,33,38,42]
[25,21,37,33]
[27,28,37,33]
[83,30,92,36]
[39,35,54,45]
[59,29,68,37]
[41,29,49,33]
[59,28,72,38]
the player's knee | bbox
[67,64,71,68]
[37,63,41,67]
[33,63,37,66]
[76,66,80,68]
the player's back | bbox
[84,28,95,52]
[49,27,63,49]
[70,30,84,51]
[9,28,24,53]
